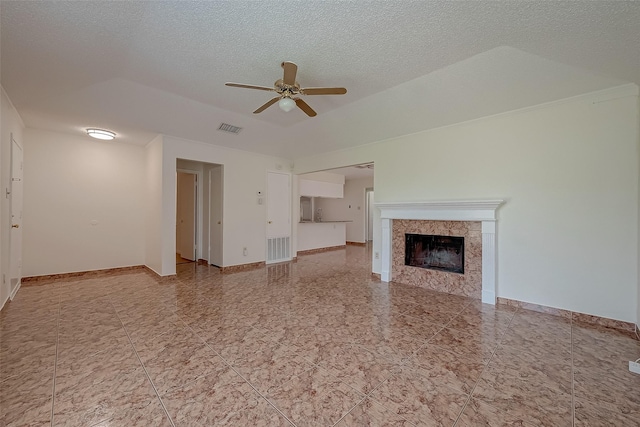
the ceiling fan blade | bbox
[282,62,298,86]
[225,82,275,92]
[253,97,281,114]
[295,98,317,117]
[301,87,347,95]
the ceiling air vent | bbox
[218,123,243,134]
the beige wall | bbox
[295,84,640,323]
[150,135,290,276]
[23,128,147,276]
[19,129,291,279]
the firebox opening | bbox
[405,234,464,274]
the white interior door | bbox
[266,171,291,263]
[9,134,23,297]
[176,172,196,261]
[209,166,223,267]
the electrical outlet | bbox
[629,360,640,375]
[374,252,379,259]
[243,247,248,256]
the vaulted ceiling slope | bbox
[1,1,638,159]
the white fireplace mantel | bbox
[375,200,504,304]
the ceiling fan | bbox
[225,61,347,117]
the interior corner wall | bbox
[294,85,640,323]
[160,135,290,276]
[314,176,374,243]
[1,88,25,309]
[22,128,147,277]
[145,135,164,275]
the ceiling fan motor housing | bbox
[274,79,300,97]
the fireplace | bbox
[394,220,478,296]
[375,200,504,304]
[405,234,464,274]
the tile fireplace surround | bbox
[376,200,504,305]
[393,220,482,299]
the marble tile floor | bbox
[1,246,639,426]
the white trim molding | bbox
[375,200,504,305]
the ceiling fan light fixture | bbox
[278,97,296,112]
[86,128,116,140]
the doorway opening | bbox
[176,159,224,267]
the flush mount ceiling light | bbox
[278,97,296,112]
[86,129,116,140]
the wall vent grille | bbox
[218,123,243,134]
[267,236,290,263]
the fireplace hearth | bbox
[405,234,464,274]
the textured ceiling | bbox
[1,1,638,159]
